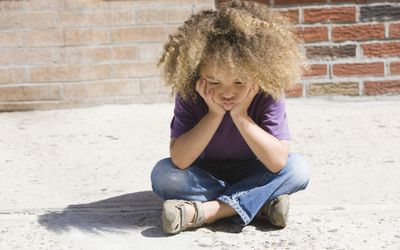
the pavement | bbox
[0,96,399,250]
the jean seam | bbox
[217,195,251,225]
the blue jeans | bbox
[150,152,310,226]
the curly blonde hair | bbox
[157,0,309,101]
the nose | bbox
[221,86,235,100]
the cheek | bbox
[236,88,250,100]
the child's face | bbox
[199,64,253,111]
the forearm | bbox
[232,115,289,173]
[170,112,224,169]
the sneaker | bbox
[258,194,289,228]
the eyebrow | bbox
[204,75,220,81]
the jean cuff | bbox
[217,195,251,226]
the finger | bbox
[245,84,254,99]
[196,78,205,97]
[206,87,213,102]
[196,78,202,93]
[204,80,213,99]
[203,79,208,94]
[195,80,199,93]
[251,84,259,96]
[254,84,259,94]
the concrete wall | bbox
[0,0,399,111]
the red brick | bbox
[333,62,384,76]
[389,61,400,75]
[304,7,356,23]
[277,9,299,24]
[275,0,325,4]
[297,26,328,42]
[303,64,328,77]
[364,80,400,95]
[332,24,384,41]
[362,42,400,57]
[389,23,400,39]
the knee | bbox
[150,158,193,199]
[281,153,310,190]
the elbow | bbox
[169,141,193,170]
[269,162,285,173]
[268,155,289,174]
[170,151,190,170]
[170,157,189,170]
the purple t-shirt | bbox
[170,92,291,162]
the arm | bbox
[229,84,290,173]
[170,112,224,169]
[170,78,226,169]
[231,115,289,173]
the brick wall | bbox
[217,0,400,98]
[0,0,214,111]
[1,0,399,111]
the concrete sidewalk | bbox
[0,96,399,250]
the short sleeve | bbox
[259,96,291,140]
[170,94,199,139]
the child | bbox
[151,0,310,234]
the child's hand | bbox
[195,77,226,117]
[230,83,260,120]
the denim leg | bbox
[217,152,310,225]
[150,158,227,201]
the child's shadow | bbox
[38,191,279,238]
[38,191,166,237]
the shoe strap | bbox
[176,202,187,230]
[180,201,204,227]
[191,201,205,226]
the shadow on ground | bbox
[38,191,164,235]
[38,191,280,237]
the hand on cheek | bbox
[195,78,226,116]
[230,84,259,120]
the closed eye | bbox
[209,82,244,85]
